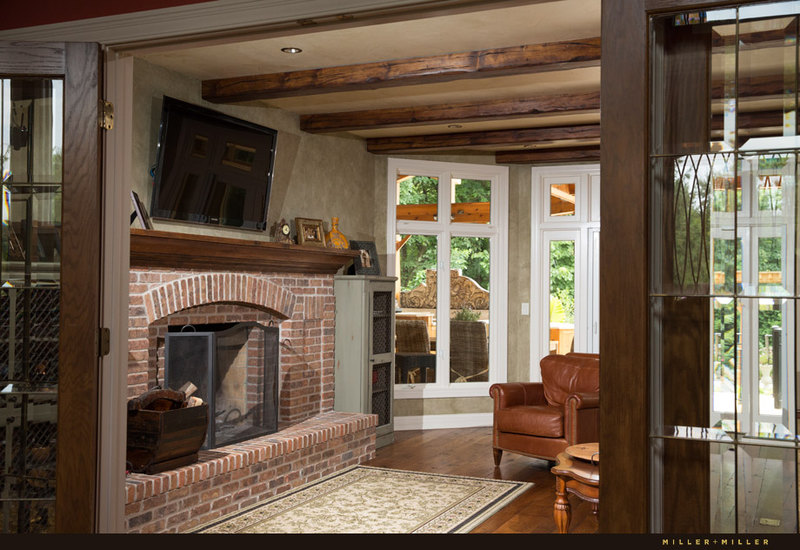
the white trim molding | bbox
[394,412,493,431]
[96,53,134,534]
[0,0,511,47]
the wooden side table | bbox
[550,443,599,533]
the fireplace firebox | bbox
[164,321,278,449]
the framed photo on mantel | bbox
[295,217,327,247]
[130,190,153,230]
[350,240,380,276]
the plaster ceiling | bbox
[133,0,603,157]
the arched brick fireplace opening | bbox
[128,270,334,429]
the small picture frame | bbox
[350,240,381,275]
[295,217,327,247]
[130,191,153,230]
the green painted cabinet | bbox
[334,275,397,448]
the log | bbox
[127,388,186,411]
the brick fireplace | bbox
[123,230,374,533]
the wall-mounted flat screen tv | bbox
[150,96,277,231]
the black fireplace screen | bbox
[165,322,278,449]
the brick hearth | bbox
[125,411,376,533]
[125,262,376,533]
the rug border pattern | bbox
[191,465,533,534]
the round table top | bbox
[566,442,599,463]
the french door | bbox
[388,158,508,398]
[530,164,600,379]
[1,42,103,533]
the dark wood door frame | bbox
[0,41,103,533]
[57,41,103,534]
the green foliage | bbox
[549,295,566,323]
[399,234,437,292]
[453,306,480,321]
[451,236,489,290]
[399,175,438,205]
[454,178,491,203]
[550,240,575,323]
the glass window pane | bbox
[651,439,735,533]
[756,299,784,419]
[736,443,798,533]
[2,187,62,287]
[395,234,437,384]
[712,173,742,213]
[738,16,798,145]
[1,79,63,184]
[755,155,788,214]
[549,183,575,217]
[450,236,489,383]
[712,297,738,423]
[712,238,741,295]
[549,240,574,354]
[652,153,736,295]
[396,174,438,221]
[451,178,490,224]
[757,236,785,295]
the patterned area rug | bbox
[192,465,533,534]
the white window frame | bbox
[530,164,600,381]
[387,158,508,399]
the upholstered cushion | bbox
[540,353,599,406]
[494,405,564,438]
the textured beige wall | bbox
[132,58,378,243]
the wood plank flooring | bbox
[364,426,599,534]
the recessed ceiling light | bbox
[281,47,303,54]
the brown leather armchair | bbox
[489,353,599,465]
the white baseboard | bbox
[394,412,493,431]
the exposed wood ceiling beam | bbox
[495,145,600,164]
[365,123,600,153]
[202,37,600,103]
[300,91,600,133]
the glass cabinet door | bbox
[649,2,799,534]
[1,77,63,534]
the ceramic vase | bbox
[326,217,349,249]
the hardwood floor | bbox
[365,426,599,534]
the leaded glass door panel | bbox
[0,42,103,533]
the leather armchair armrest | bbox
[565,392,599,410]
[489,382,545,408]
[564,392,600,445]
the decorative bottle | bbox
[326,217,349,249]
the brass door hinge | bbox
[98,327,111,357]
[100,100,114,130]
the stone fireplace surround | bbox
[123,231,375,533]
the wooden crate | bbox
[126,404,208,474]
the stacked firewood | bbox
[127,382,204,411]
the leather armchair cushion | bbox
[541,353,599,406]
[494,404,563,438]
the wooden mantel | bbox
[130,229,359,274]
